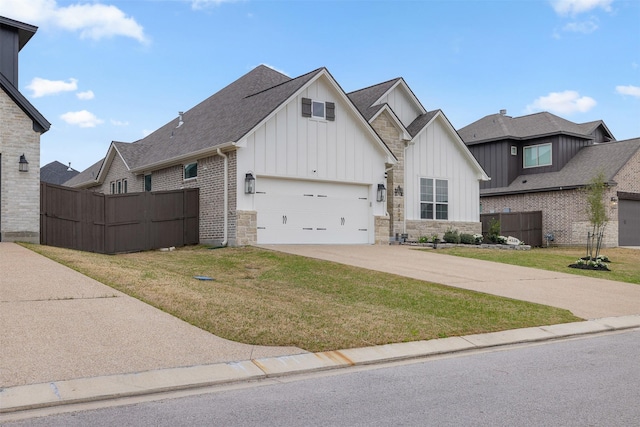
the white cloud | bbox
[190,0,241,10]
[563,18,599,33]
[550,0,613,16]
[615,85,640,98]
[60,110,104,128]
[0,0,147,43]
[527,90,597,114]
[76,90,95,100]
[26,77,77,98]
[110,119,129,126]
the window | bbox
[524,143,552,168]
[110,182,115,194]
[144,174,152,192]
[301,98,335,121]
[312,101,325,119]
[117,181,122,194]
[123,179,127,194]
[184,162,197,180]
[511,146,517,156]
[420,178,448,220]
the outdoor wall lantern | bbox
[245,172,255,194]
[610,196,618,207]
[18,154,29,172]
[377,184,386,202]
[394,185,404,196]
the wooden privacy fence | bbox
[480,211,543,247]
[41,183,199,254]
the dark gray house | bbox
[458,111,640,247]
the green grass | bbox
[437,246,640,285]
[22,244,580,352]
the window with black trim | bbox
[420,178,448,220]
[302,98,335,121]
[184,162,197,180]
[110,182,115,194]
[144,174,152,192]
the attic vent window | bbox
[184,162,198,180]
[302,98,335,121]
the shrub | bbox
[417,236,428,244]
[488,219,501,243]
[460,233,475,245]
[443,228,460,244]
[473,233,484,244]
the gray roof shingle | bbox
[63,158,104,187]
[459,111,611,145]
[347,78,402,121]
[481,137,640,196]
[40,161,80,185]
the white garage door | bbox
[255,178,371,244]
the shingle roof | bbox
[40,161,80,185]
[347,78,402,121]
[407,111,440,137]
[481,137,640,196]
[459,111,611,145]
[63,158,104,187]
[117,65,321,171]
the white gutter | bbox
[216,148,229,247]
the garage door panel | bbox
[255,178,371,244]
[619,199,640,246]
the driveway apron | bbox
[0,243,305,388]
[263,245,640,320]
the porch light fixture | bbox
[610,196,618,206]
[18,154,28,172]
[244,172,255,194]
[377,184,386,202]
[394,185,404,196]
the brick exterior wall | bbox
[614,148,640,194]
[93,150,239,246]
[0,90,41,243]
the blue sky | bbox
[1,0,639,171]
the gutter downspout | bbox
[216,148,228,247]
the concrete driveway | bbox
[263,245,640,320]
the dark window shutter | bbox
[302,98,312,117]
[326,102,335,121]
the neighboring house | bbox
[40,161,79,185]
[66,65,487,246]
[459,111,640,246]
[0,16,50,243]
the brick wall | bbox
[614,148,640,194]
[481,187,620,247]
[92,149,239,246]
[374,215,390,245]
[0,90,41,243]
[236,210,257,246]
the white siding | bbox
[376,85,422,129]
[236,75,388,218]
[405,116,481,222]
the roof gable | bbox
[40,161,80,185]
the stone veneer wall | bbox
[374,215,390,245]
[370,111,404,241]
[236,210,257,246]
[405,220,481,242]
[0,90,41,243]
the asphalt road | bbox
[6,329,640,426]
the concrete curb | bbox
[2,315,638,414]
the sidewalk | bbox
[0,242,305,389]
[2,242,639,414]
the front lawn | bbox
[437,246,640,285]
[23,244,580,352]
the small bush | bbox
[460,233,475,245]
[418,236,428,244]
[488,219,501,243]
[443,228,460,244]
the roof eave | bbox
[129,141,237,174]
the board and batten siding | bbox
[405,116,481,222]
[375,85,422,129]
[236,76,389,215]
